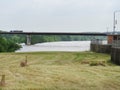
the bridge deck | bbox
[0,32,107,36]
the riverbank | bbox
[0,51,120,90]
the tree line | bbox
[0,34,106,44]
[31,35,106,44]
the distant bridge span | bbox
[0,32,107,36]
[0,32,107,45]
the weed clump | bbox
[0,75,5,86]
[81,61,90,64]
[90,61,106,66]
[20,56,28,67]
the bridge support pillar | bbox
[26,34,31,45]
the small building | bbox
[107,33,120,44]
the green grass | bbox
[0,51,120,90]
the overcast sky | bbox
[0,0,120,32]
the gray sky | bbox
[0,0,120,32]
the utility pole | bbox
[113,10,120,33]
[106,27,109,34]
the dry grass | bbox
[0,52,120,90]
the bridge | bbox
[0,32,107,45]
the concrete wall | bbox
[111,47,120,65]
[90,44,112,54]
[90,43,120,65]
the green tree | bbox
[0,37,21,52]
[0,37,8,52]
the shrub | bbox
[0,37,21,52]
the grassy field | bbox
[0,51,120,90]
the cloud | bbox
[0,0,120,32]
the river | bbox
[16,41,91,52]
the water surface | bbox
[16,41,90,52]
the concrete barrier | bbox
[90,43,120,65]
[111,47,120,65]
[90,44,112,54]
